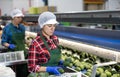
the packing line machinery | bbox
[24,10,120,63]
[1,10,120,24]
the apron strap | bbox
[39,32,51,51]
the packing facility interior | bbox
[0,0,120,77]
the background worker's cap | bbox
[11,9,24,18]
[38,11,59,28]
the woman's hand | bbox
[46,66,62,76]
[9,44,16,49]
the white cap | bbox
[11,9,24,18]
[38,11,59,28]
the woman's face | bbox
[13,16,23,24]
[42,24,57,37]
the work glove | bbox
[8,44,16,49]
[46,66,61,76]
[58,60,65,68]
[58,60,64,65]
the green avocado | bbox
[58,68,65,74]
[100,73,107,77]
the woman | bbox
[1,9,25,53]
[1,9,28,77]
[28,11,62,76]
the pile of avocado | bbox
[61,46,120,77]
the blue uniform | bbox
[1,23,25,45]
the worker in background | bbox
[28,11,63,76]
[1,8,28,77]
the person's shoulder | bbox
[3,23,11,30]
[19,24,25,28]
[30,36,41,45]
[19,23,24,26]
[19,24,25,30]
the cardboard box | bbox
[29,7,38,14]
[37,6,57,14]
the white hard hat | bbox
[11,9,24,18]
[38,11,59,28]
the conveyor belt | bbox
[55,26,120,51]
[55,31,120,51]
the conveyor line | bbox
[25,31,120,62]
[55,26,120,51]
[54,31,120,51]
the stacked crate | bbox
[29,6,57,14]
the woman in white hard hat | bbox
[28,11,63,76]
[1,8,28,77]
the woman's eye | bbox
[48,25,52,27]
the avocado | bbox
[75,67,81,71]
[105,70,112,77]
[111,74,119,77]
[58,68,65,74]
[85,72,91,77]
[68,63,73,68]
[63,61,70,66]
[97,68,104,74]
[65,57,72,62]
[100,73,107,77]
